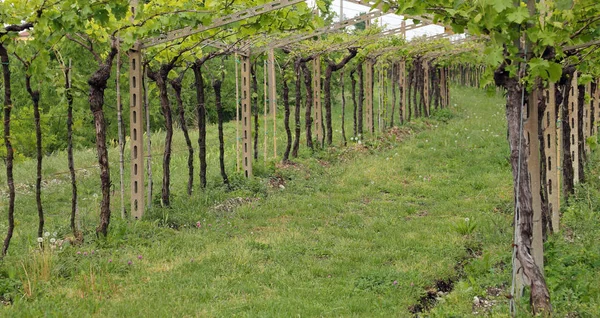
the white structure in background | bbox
[307,0,464,42]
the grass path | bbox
[1,86,518,316]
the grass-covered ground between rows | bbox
[0,86,598,316]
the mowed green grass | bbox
[0,86,518,316]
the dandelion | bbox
[44,232,50,237]
[52,232,57,237]
[465,217,470,222]
[357,140,362,145]
[50,238,56,244]
[37,237,43,243]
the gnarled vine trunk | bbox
[301,62,313,150]
[496,70,552,315]
[170,71,194,196]
[213,78,229,186]
[147,65,174,206]
[192,63,207,189]
[283,67,292,162]
[0,44,15,256]
[292,59,302,158]
[88,44,118,237]
[22,72,44,240]
[323,49,357,146]
[65,63,80,241]
[357,62,364,135]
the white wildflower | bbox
[37,237,43,243]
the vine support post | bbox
[584,82,592,154]
[544,83,560,232]
[569,72,580,183]
[365,59,374,133]
[423,60,430,116]
[399,59,406,123]
[596,79,600,136]
[313,55,323,147]
[263,60,268,163]
[241,49,253,178]
[525,87,544,273]
[592,77,600,135]
[128,44,145,220]
[235,53,241,172]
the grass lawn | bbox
[0,85,597,317]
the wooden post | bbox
[584,82,592,154]
[423,60,430,116]
[241,51,253,178]
[569,72,580,183]
[596,79,600,136]
[543,83,560,232]
[129,46,144,220]
[235,53,241,172]
[526,87,544,273]
[399,59,406,123]
[365,59,374,133]
[268,48,277,158]
[378,66,382,131]
[446,66,451,107]
[263,60,268,162]
[313,55,323,146]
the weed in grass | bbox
[454,217,477,237]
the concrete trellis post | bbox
[543,83,560,232]
[365,59,374,133]
[525,88,544,273]
[128,45,144,219]
[235,53,241,172]
[423,60,430,116]
[569,72,580,183]
[584,82,592,154]
[596,79,600,136]
[241,51,253,178]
